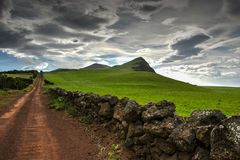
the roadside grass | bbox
[44,69,240,116]
[78,115,94,124]
[0,90,24,108]
[0,82,34,109]
[49,96,78,117]
[5,73,32,79]
[98,143,121,160]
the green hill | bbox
[113,57,155,73]
[45,57,240,116]
[84,63,110,69]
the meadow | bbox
[5,73,32,79]
[0,71,36,108]
[45,69,240,116]
[0,90,24,108]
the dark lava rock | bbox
[84,93,101,105]
[132,145,148,158]
[189,109,226,126]
[127,122,144,138]
[124,138,134,148]
[143,117,180,138]
[98,102,113,118]
[100,95,119,106]
[154,138,176,155]
[159,153,178,160]
[123,100,140,122]
[192,147,209,160]
[150,146,163,160]
[73,96,85,107]
[113,103,125,121]
[142,101,176,122]
[169,123,196,152]
[210,116,240,160]
[138,134,154,145]
[195,125,214,148]
[177,152,192,160]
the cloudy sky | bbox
[0,0,239,86]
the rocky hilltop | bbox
[84,63,110,69]
[113,57,156,73]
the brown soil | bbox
[0,77,98,160]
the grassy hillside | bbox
[113,57,155,73]
[45,68,240,116]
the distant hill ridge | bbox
[113,57,155,73]
[52,57,155,73]
[83,57,155,73]
[84,63,110,69]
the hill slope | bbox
[44,66,240,116]
[84,63,110,69]
[113,57,155,73]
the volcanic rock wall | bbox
[49,88,240,160]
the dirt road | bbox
[0,77,98,160]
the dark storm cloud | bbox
[163,34,210,62]
[226,0,240,17]
[140,5,159,12]
[135,0,159,1]
[0,23,31,48]
[34,23,68,37]
[37,0,62,6]
[79,33,105,42]
[55,10,109,30]
[10,1,38,19]
[125,0,161,14]
[0,0,11,18]
[34,23,105,42]
[108,12,141,30]
[17,43,47,56]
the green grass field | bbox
[0,76,34,108]
[5,73,32,79]
[0,90,23,108]
[45,68,240,116]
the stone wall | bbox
[49,88,240,160]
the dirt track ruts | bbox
[0,77,98,160]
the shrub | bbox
[49,96,78,116]
[79,115,94,124]
[49,97,68,111]
[107,144,121,160]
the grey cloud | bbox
[55,10,109,30]
[16,43,47,57]
[163,34,210,62]
[34,23,105,42]
[189,0,223,13]
[0,0,11,18]
[18,44,47,52]
[125,0,161,14]
[225,0,240,17]
[108,12,141,30]
[45,43,82,49]
[133,0,162,2]
[37,0,62,6]
[34,23,68,38]
[79,33,105,42]
[10,1,39,19]
[140,5,159,12]
[97,54,121,59]
[0,23,31,48]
